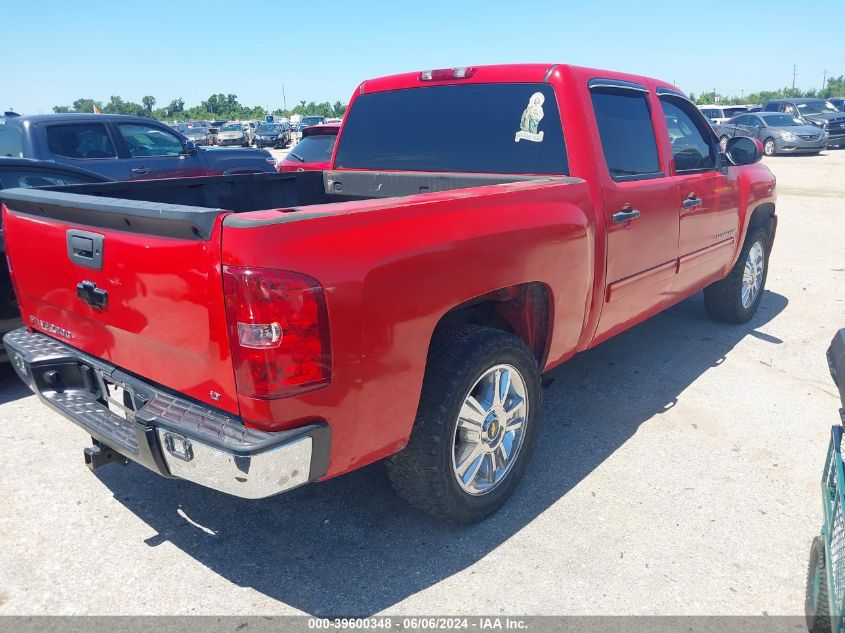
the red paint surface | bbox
[3,63,776,480]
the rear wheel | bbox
[763,137,777,156]
[386,326,541,523]
[703,228,769,323]
[805,535,832,633]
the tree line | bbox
[49,74,845,118]
[52,93,348,121]
[689,75,845,105]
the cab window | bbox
[118,123,184,157]
[660,97,717,173]
[46,124,116,159]
[590,87,661,181]
[335,83,568,175]
[0,123,23,158]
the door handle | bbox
[612,209,641,223]
[682,196,703,209]
[131,167,151,174]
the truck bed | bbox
[0,171,568,240]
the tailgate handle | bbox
[77,280,108,309]
[66,229,104,270]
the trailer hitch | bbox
[83,440,129,471]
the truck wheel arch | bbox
[747,202,776,242]
[430,282,552,369]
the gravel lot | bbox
[0,150,843,616]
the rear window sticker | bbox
[515,92,545,143]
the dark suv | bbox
[0,113,278,180]
[762,99,845,147]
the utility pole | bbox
[282,85,287,113]
[822,69,828,94]
[792,65,798,89]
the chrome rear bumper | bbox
[3,328,330,499]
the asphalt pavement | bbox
[0,150,843,615]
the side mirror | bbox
[183,140,197,155]
[725,136,762,166]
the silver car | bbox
[216,122,248,147]
[716,112,828,156]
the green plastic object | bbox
[808,426,845,632]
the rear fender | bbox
[222,179,596,477]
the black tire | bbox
[386,326,542,523]
[763,137,777,156]
[703,227,769,323]
[806,535,832,633]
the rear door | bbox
[115,121,207,179]
[41,122,132,180]
[658,93,739,298]
[730,115,752,137]
[588,81,680,342]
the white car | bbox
[241,121,257,145]
[697,105,752,126]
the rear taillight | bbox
[223,266,331,399]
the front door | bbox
[589,84,680,343]
[659,95,739,298]
[115,122,207,180]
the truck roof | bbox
[2,113,164,126]
[358,63,681,96]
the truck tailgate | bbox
[1,189,238,414]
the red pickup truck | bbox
[0,64,776,523]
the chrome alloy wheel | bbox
[764,139,776,156]
[742,240,765,309]
[451,364,528,496]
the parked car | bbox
[0,114,277,179]
[697,105,750,125]
[242,121,257,145]
[829,97,845,112]
[254,122,292,149]
[0,158,110,360]
[716,112,828,156]
[0,63,776,523]
[179,125,214,146]
[216,122,249,147]
[762,98,845,147]
[300,115,327,129]
[278,123,340,171]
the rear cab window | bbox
[288,133,338,164]
[46,124,116,159]
[0,120,24,158]
[334,83,568,175]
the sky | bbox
[3,0,843,115]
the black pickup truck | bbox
[0,113,278,180]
